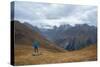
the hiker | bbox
[32,39,40,54]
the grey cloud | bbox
[13,1,97,28]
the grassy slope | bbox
[15,44,97,65]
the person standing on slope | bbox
[32,39,40,54]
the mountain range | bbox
[39,24,97,50]
[13,20,97,51]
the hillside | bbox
[13,20,64,51]
[15,44,97,65]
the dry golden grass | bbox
[14,44,97,66]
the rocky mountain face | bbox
[39,24,97,50]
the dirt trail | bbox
[15,44,97,65]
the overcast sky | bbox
[13,1,97,29]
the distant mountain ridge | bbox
[39,24,97,50]
[23,22,41,33]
